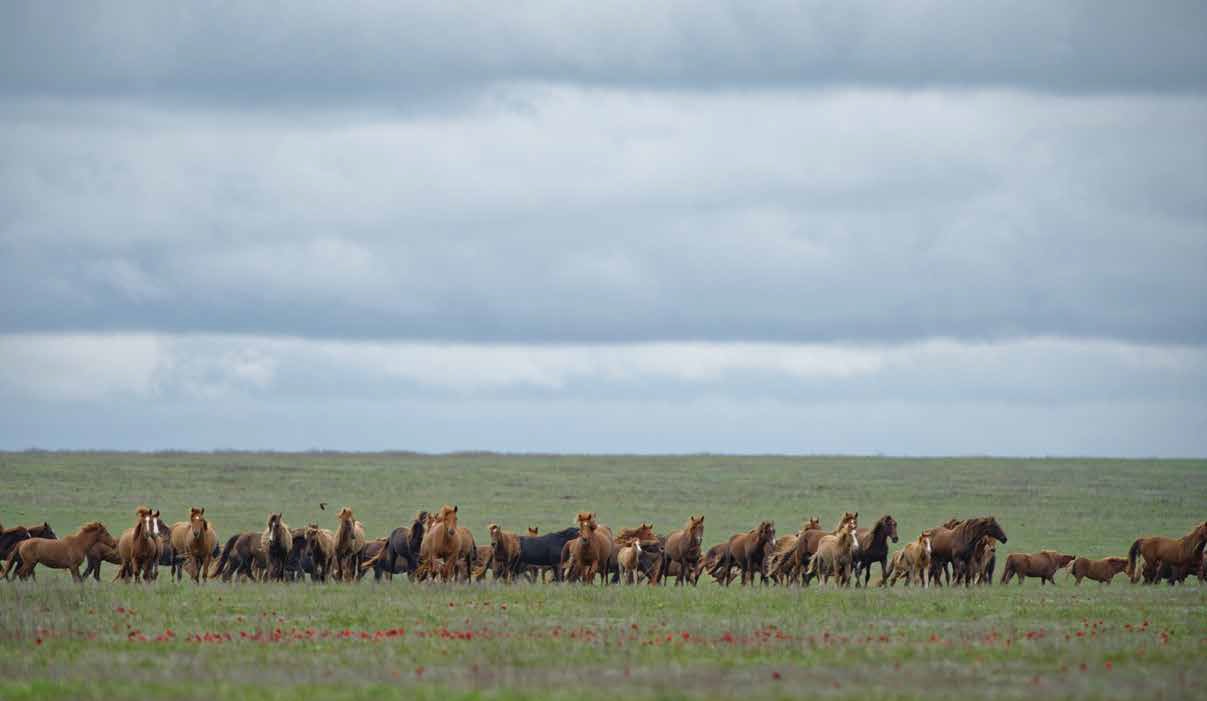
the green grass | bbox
[1,452,1206,700]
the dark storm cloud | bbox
[1,2,1205,101]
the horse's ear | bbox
[453,505,458,513]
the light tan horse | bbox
[804,519,859,586]
[304,524,337,582]
[333,507,366,582]
[664,515,704,586]
[169,507,218,583]
[3,522,117,582]
[1127,521,1207,584]
[885,529,934,587]
[617,538,644,584]
[116,507,163,582]
[765,516,823,584]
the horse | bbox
[211,532,268,582]
[1071,556,1128,584]
[617,538,644,584]
[566,512,614,584]
[1001,551,1076,585]
[613,523,660,584]
[0,522,57,561]
[699,542,733,584]
[284,528,313,581]
[333,507,366,582]
[487,524,524,582]
[169,507,218,583]
[81,540,121,581]
[957,536,997,586]
[304,525,337,582]
[852,515,898,587]
[358,539,389,581]
[722,521,776,586]
[360,511,427,581]
[1127,521,1207,584]
[116,507,163,582]
[885,529,934,587]
[762,517,822,585]
[3,522,116,582]
[663,516,704,586]
[261,513,292,582]
[419,505,477,582]
[804,520,859,586]
[928,517,1008,587]
[516,526,578,583]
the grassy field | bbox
[1,452,1205,700]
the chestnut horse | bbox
[420,505,476,582]
[169,507,218,583]
[764,517,823,585]
[1071,556,1128,584]
[262,513,292,582]
[852,515,898,587]
[488,523,523,582]
[1127,521,1207,584]
[334,507,366,582]
[3,522,116,582]
[567,512,614,584]
[116,507,163,582]
[723,521,775,586]
[1001,551,1075,585]
[663,515,704,586]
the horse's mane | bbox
[74,521,104,537]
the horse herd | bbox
[2,507,1206,590]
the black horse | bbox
[361,511,427,581]
[519,526,579,582]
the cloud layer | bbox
[1,4,1204,454]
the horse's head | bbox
[409,512,428,553]
[578,519,597,546]
[804,516,821,532]
[576,512,598,530]
[527,526,539,537]
[758,521,775,545]
[983,517,1008,543]
[82,521,117,548]
[1054,552,1076,569]
[1105,557,1128,575]
[40,522,57,539]
[267,513,284,546]
[920,529,935,556]
[836,511,858,532]
[688,515,704,543]
[1194,521,1207,544]
[434,505,458,538]
[881,515,899,543]
[136,507,159,542]
[847,520,859,550]
[488,523,502,546]
[304,524,321,549]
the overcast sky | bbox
[1,2,1204,455]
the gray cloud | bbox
[2,90,1204,343]
[2,2,1206,101]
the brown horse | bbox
[334,507,366,582]
[804,520,859,586]
[304,525,337,582]
[928,517,1008,587]
[0,522,57,562]
[82,540,122,580]
[567,512,614,584]
[169,507,218,583]
[262,513,292,582]
[1001,551,1075,585]
[3,522,116,582]
[419,505,476,582]
[358,539,389,581]
[778,514,855,586]
[958,536,998,586]
[488,524,523,582]
[211,532,268,582]
[1071,556,1128,584]
[663,515,704,586]
[116,507,163,582]
[852,515,898,587]
[1127,521,1207,584]
[764,517,823,585]
[723,521,775,586]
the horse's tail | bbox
[360,543,387,572]
[211,534,239,579]
[999,556,1015,584]
[1126,539,1143,581]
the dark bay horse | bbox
[852,515,898,587]
[928,517,1008,587]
